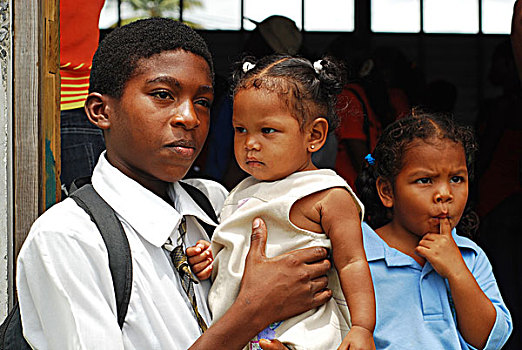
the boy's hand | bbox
[186,240,213,280]
[189,218,332,350]
[238,217,332,325]
[337,326,375,350]
[415,218,466,279]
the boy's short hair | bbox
[89,17,214,98]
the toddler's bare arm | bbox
[291,187,376,350]
[320,188,376,350]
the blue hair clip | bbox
[365,153,375,165]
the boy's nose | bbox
[170,101,200,130]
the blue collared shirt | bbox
[362,222,512,350]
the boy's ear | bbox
[376,177,394,208]
[307,117,328,153]
[84,92,112,130]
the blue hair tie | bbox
[365,153,375,165]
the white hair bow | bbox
[243,62,256,73]
[313,60,324,74]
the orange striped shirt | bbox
[60,0,105,110]
[60,65,91,110]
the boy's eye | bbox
[234,127,246,134]
[415,178,431,184]
[195,98,212,109]
[261,128,276,134]
[450,176,465,184]
[151,90,172,100]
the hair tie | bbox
[242,61,256,73]
[313,60,324,74]
[365,153,375,165]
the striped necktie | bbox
[163,216,208,332]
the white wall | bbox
[0,0,11,321]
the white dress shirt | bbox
[16,153,228,350]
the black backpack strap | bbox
[69,184,132,329]
[0,303,32,349]
[345,87,371,150]
[68,176,91,194]
[179,181,218,239]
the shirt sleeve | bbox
[463,246,513,349]
[336,88,368,142]
[16,203,125,350]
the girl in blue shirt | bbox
[355,112,512,349]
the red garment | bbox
[60,0,105,110]
[477,129,522,217]
[334,84,382,188]
[476,91,522,217]
[388,87,410,120]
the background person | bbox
[60,0,106,191]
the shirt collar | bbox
[91,152,215,247]
[171,182,218,228]
[362,221,479,267]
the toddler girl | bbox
[189,55,376,350]
[355,112,512,349]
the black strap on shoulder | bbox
[69,184,132,329]
[179,181,218,239]
[345,87,371,150]
[0,303,32,349]
[72,177,217,238]
[68,176,91,194]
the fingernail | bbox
[253,218,261,229]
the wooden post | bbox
[41,0,61,210]
[13,0,60,262]
[13,0,40,260]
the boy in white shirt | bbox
[16,18,332,350]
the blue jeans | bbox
[60,107,105,190]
